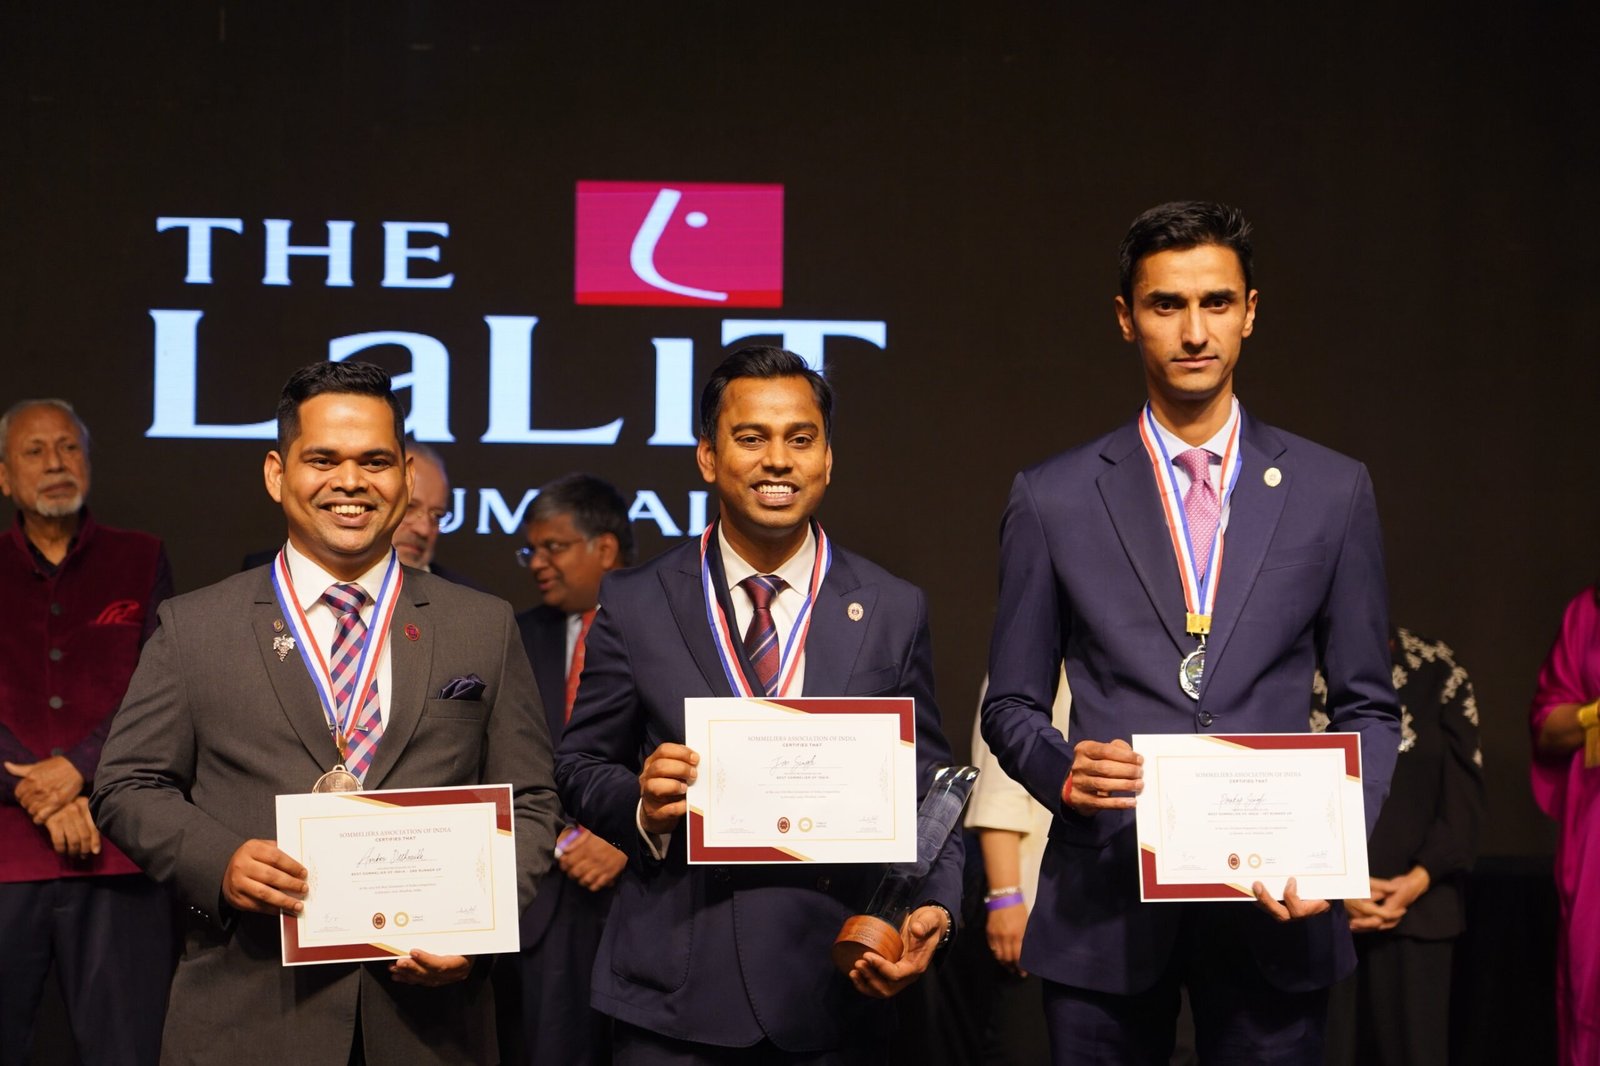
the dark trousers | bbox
[0,875,174,1066]
[1324,934,1453,1066]
[1041,908,1329,1066]
[508,885,612,1066]
[613,1022,887,1066]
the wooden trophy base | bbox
[832,914,903,975]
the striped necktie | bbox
[739,574,786,695]
[322,583,384,781]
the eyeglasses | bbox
[513,538,588,568]
[403,500,450,530]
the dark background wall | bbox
[3,2,1596,876]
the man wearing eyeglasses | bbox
[504,473,635,1066]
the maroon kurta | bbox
[0,511,169,882]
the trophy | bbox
[832,764,980,973]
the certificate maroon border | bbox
[687,697,915,864]
[1138,733,1361,902]
[280,785,513,964]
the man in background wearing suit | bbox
[980,201,1401,1065]
[502,473,635,1065]
[555,346,963,1065]
[93,361,561,1066]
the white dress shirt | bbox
[280,541,396,730]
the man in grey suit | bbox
[93,361,561,1065]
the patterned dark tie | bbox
[322,583,384,781]
[739,574,787,695]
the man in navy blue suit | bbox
[505,473,635,1066]
[555,346,963,1064]
[980,201,1401,1065]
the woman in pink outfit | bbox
[1532,585,1600,1065]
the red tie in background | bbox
[322,583,384,781]
[1174,448,1220,579]
[739,574,786,695]
[564,607,598,723]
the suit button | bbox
[1198,712,1214,727]
[711,867,730,884]
[816,876,831,893]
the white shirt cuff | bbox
[635,800,671,861]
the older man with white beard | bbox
[0,398,175,1066]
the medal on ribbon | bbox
[1137,401,1243,700]
[699,520,832,699]
[270,547,404,790]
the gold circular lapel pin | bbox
[1263,467,1283,488]
[847,602,864,622]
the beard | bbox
[33,483,85,518]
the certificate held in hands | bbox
[1133,733,1370,903]
[684,696,918,864]
[275,784,521,965]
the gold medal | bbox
[312,764,361,793]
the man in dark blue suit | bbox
[505,473,636,1065]
[980,201,1401,1064]
[555,346,963,1064]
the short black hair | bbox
[275,361,406,455]
[698,346,833,444]
[528,473,637,566]
[1118,201,1254,303]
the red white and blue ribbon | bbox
[1137,400,1243,631]
[270,547,403,760]
[699,520,832,698]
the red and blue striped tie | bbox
[322,583,384,782]
[740,574,786,695]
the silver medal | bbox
[1179,644,1206,701]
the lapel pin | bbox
[404,623,421,641]
[847,602,864,622]
[1263,467,1283,488]
[272,634,296,662]
[272,619,285,633]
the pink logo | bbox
[575,181,783,307]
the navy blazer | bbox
[981,411,1401,996]
[517,604,582,948]
[554,535,963,1053]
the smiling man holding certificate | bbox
[555,346,963,1065]
[980,202,1401,1065]
[93,361,560,1066]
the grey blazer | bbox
[93,565,561,1066]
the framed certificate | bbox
[683,696,918,864]
[1133,733,1370,902]
[274,784,520,965]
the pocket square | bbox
[439,674,486,701]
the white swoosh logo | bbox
[629,188,729,302]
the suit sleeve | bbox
[91,600,248,917]
[1315,464,1401,836]
[554,576,651,863]
[898,587,963,919]
[483,599,563,911]
[980,472,1076,817]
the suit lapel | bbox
[1199,415,1289,689]
[252,573,342,775]
[364,572,432,789]
[663,552,740,696]
[1096,421,1188,654]
[798,553,871,695]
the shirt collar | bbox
[719,523,817,597]
[1151,396,1240,464]
[282,540,394,612]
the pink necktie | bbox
[739,575,786,695]
[322,583,384,781]
[1174,449,1219,579]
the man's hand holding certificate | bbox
[273,784,520,966]
[1132,733,1369,908]
[683,696,919,864]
